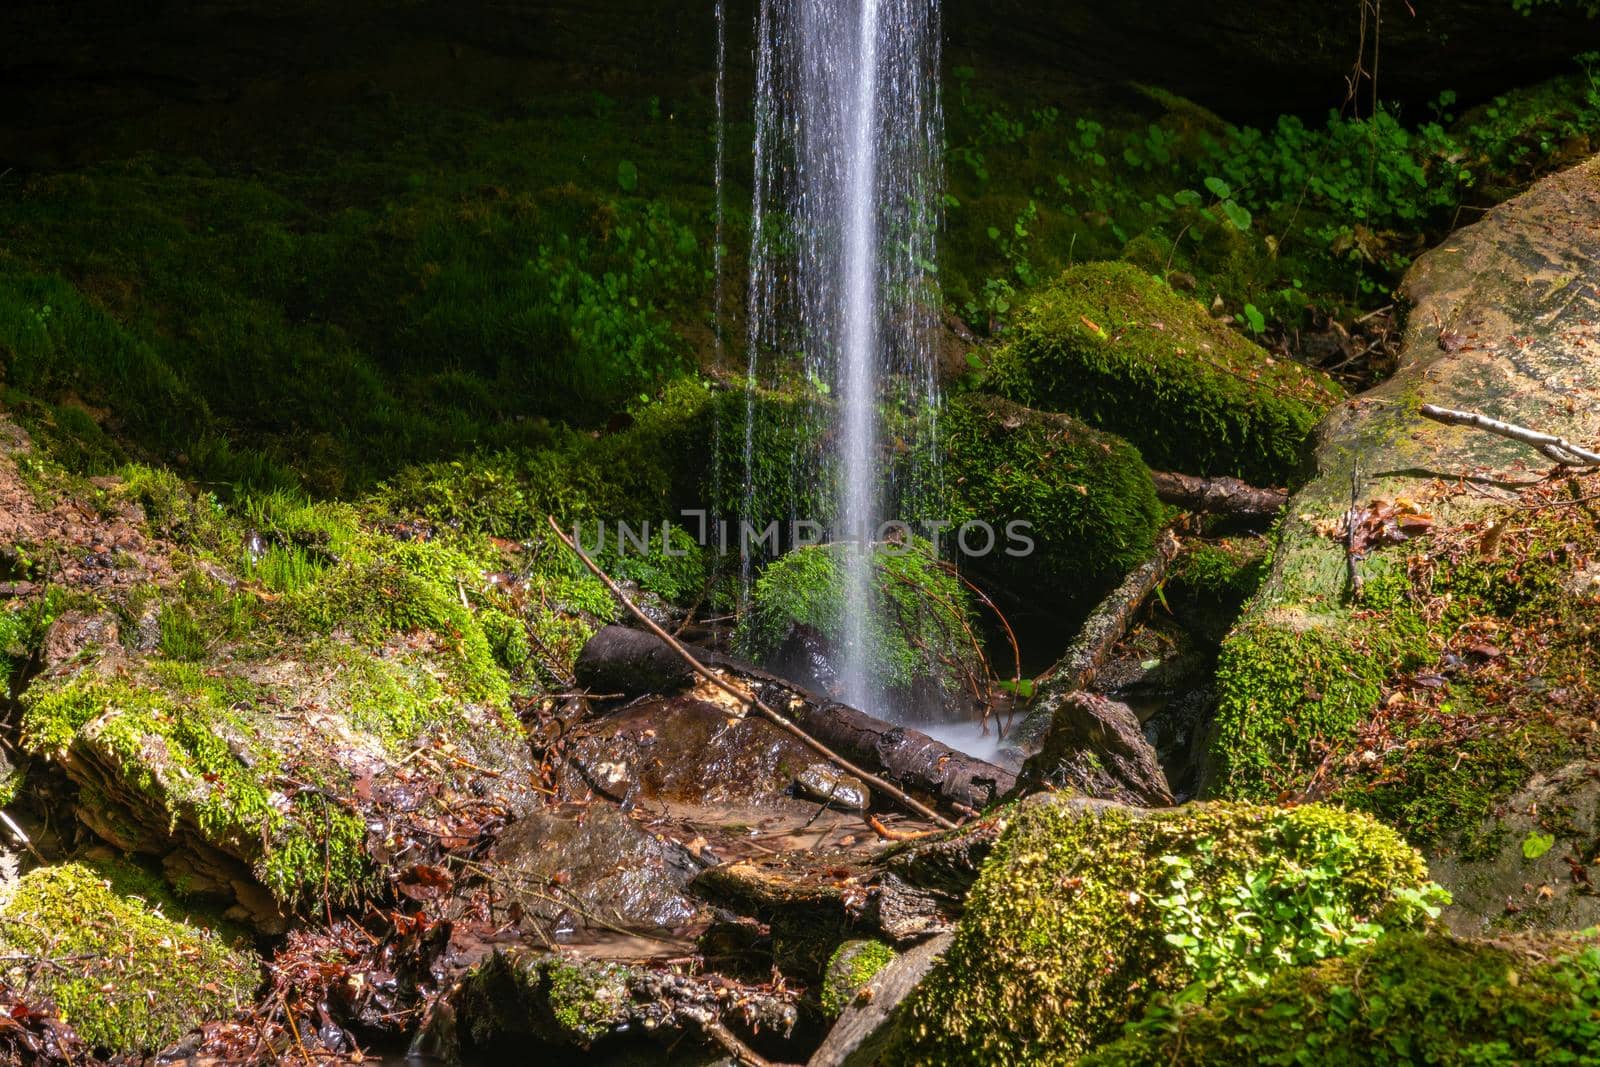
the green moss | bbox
[986,262,1342,484]
[890,797,1436,1065]
[0,862,259,1053]
[941,392,1164,598]
[1169,539,1270,605]
[1081,932,1600,1066]
[20,666,377,906]
[738,538,980,706]
[821,940,897,1018]
[455,951,634,1050]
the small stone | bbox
[794,764,870,811]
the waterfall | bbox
[744,0,944,715]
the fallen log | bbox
[575,624,1016,815]
[1151,470,1287,517]
[1000,530,1180,761]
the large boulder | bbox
[886,795,1442,1064]
[986,262,1342,484]
[1079,930,1600,1065]
[941,392,1165,601]
[1205,155,1600,930]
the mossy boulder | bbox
[1207,153,1600,873]
[888,795,1440,1065]
[8,445,551,928]
[821,940,898,1018]
[941,392,1164,600]
[986,261,1342,484]
[737,538,981,713]
[1080,931,1600,1065]
[0,861,259,1054]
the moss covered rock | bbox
[888,795,1439,1065]
[1080,931,1600,1065]
[941,392,1164,599]
[737,538,980,711]
[986,262,1341,484]
[821,940,898,1018]
[1207,154,1600,859]
[0,861,259,1054]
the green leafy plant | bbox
[1155,832,1449,995]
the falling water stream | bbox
[742,0,944,717]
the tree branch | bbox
[1419,403,1600,467]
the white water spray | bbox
[744,0,944,715]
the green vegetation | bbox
[0,93,718,495]
[0,861,259,1053]
[985,263,1341,483]
[1082,932,1600,1065]
[821,940,898,1017]
[944,56,1600,340]
[940,392,1164,598]
[739,538,981,704]
[891,797,1440,1065]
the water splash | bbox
[743,0,944,714]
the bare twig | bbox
[1345,460,1364,603]
[545,516,956,830]
[0,810,45,865]
[1420,403,1600,467]
[697,1017,781,1067]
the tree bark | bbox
[1151,470,1287,517]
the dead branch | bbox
[1420,403,1600,467]
[1041,529,1181,695]
[546,516,956,831]
[1002,531,1180,759]
[1150,470,1287,517]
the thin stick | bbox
[1420,403,1600,467]
[0,811,45,865]
[545,517,955,830]
[698,1017,780,1067]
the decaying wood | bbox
[576,624,1018,814]
[1150,470,1287,517]
[1000,530,1179,760]
[1038,529,1179,696]
[547,516,958,831]
[1419,403,1600,466]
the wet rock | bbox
[794,764,870,812]
[562,695,819,807]
[1014,692,1173,806]
[769,622,841,698]
[487,802,702,934]
[38,610,118,671]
